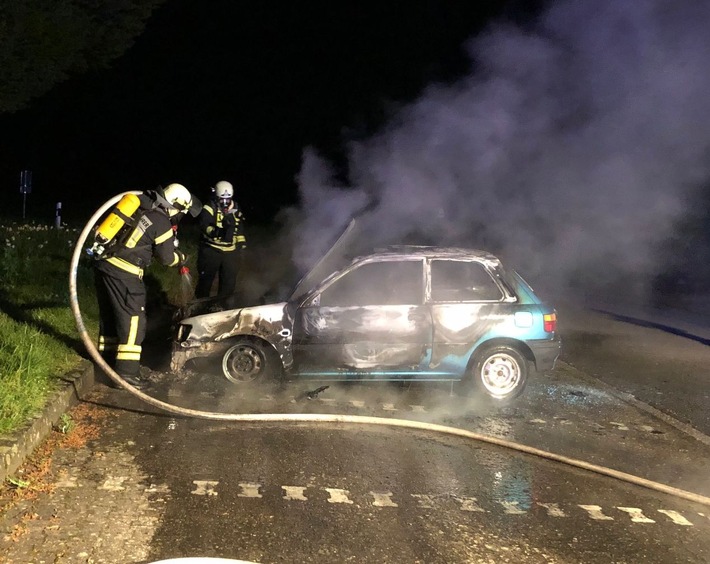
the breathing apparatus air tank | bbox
[86,193,141,257]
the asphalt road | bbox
[1,305,710,563]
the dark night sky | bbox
[2,0,708,300]
[0,0,535,223]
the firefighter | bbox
[93,183,196,389]
[195,180,247,299]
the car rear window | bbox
[430,260,503,302]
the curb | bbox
[0,360,96,483]
[559,360,710,448]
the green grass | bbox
[0,218,200,435]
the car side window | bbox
[430,260,503,302]
[319,260,423,307]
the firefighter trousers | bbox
[196,245,239,299]
[94,268,147,377]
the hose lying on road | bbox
[70,195,710,509]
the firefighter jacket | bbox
[96,194,183,279]
[199,200,247,252]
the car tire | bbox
[470,345,528,402]
[222,339,280,385]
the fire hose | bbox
[70,193,710,508]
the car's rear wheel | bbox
[470,345,528,402]
[222,339,280,384]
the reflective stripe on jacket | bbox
[198,201,247,252]
[97,202,181,278]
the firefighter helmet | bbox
[163,183,193,217]
[214,180,234,211]
[214,180,234,199]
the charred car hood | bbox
[181,302,291,344]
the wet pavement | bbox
[2,305,710,563]
[2,364,710,562]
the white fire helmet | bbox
[214,180,234,199]
[163,183,193,217]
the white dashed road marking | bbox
[100,476,127,491]
[411,494,436,508]
[237,482,262,498]
[658,510,694,526]
[325,488,354,504]
[282,485,308,501]
[453,496,486,513]
[370,491,398,507]
[617,507,655,523]
[537,502,566,517]
[148,478,705,528]
[191,480,219,496]
[578,505,615,521]
[499,501,527,515]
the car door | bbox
[428,259,509,376]
[292,258,431,377]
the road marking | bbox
[145,483,170,494]
[617,507,655,523]
[238,482,263,498]
[454,496,486,512]
[200,392,672,439]
[658,510,693,526]
[370,491,398,507]
[86,475,703,528]
[499,501,527,515]
[325,488,354,504]
[192,480,219,496]
[282,485,308,501]
[578,505,614,520]
[537,502,566,517]
[411,494,436,508]
[99,476,127,491]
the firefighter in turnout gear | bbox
[93,183,197,389]
[195,180,247,298]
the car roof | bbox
[355,245,502,264]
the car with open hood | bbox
[171,230,560,402]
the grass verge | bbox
[0,218,199,435]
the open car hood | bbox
[288,218,361,304]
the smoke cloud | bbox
[286,0,710,304]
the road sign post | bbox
[20,170,32,219]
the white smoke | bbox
[286,0,710,302]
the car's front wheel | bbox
[221,339,280,385]
[470,345,528,402]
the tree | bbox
[0,0,165,113]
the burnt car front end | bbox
[170,303,293,373]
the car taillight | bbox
[543,313,556,333]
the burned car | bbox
[171,245,560,402]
